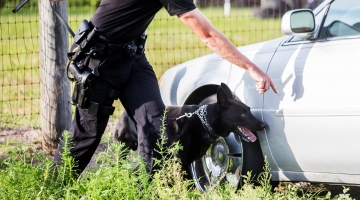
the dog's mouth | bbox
[234,126,257,142]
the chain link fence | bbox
[1,0,318,129]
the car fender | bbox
[159,57,232,106]
[160,38,285,107]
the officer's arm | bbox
[178,8,251,70]
[177,8,278,94]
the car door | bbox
[262,0,360,180]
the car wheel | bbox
[189,129,264,192]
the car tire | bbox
[240,131,265,186]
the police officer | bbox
[54,0,279,176]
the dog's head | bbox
[216,83,267,142]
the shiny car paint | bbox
[159,0,360,185]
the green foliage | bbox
[151,109,201,199]
[0,117,355,199]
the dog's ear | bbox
[217,87,230,109]
[220,83,234,99]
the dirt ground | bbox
[1,125,359,199]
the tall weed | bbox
[0,112,355,199]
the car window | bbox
[319,0,360,39]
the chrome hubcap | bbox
[204,139,229,177]
[213,143,226,165]
[190,133,243,192]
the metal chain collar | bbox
[176,105,217,137]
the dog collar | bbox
[176,105,218,143]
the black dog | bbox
[114,83,266,174]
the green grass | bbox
[0,129,354,199]
[0,6,283,128]
[0,111,353,199]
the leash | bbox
[175,105,218,139]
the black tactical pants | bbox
[54,52,166,175]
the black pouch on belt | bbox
[88,46,104,76]
[71,82,91,109]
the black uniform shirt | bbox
[91,0,196,42]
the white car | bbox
[158,0,360,191]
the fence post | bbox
[39,0,71,154]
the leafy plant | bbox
[0,116,355,199]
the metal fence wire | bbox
[0,0,318,129]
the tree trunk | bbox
[39,0,71,154]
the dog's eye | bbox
[241,113,247,118]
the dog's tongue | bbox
[237,126,257,142]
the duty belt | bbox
[93,36,146,57]
[93,41,129,56]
